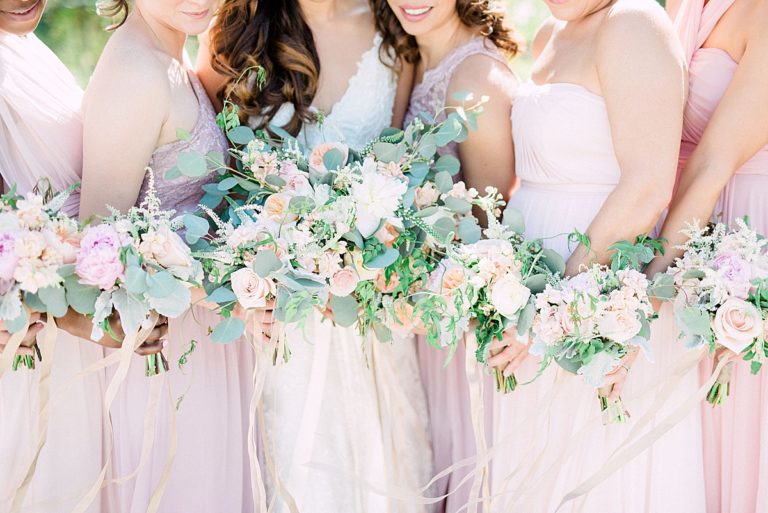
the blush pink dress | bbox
[0,33,109,512]
[675,1,768,511]
[489,79,705,512]
[404,37,517,513]
[105,71,256,513]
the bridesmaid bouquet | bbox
[0,184,80,370]
[179,103,490,351]
[69,171,202,376]
[529,236,661,423]
[661,219,768,405]
[431,199,565,393]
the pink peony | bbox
[231,268,275,309]
[0,232,19,281]
[75,224,126,290]
[712,298,763,353]
[329,266,359,297]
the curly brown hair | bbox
[96,0,130,30]
[208,0,321,136]
[371,0,523,64]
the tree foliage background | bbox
[37,0,552,87]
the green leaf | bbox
[64,274,99,315]
[502,208,525,234]
[675,306,712,338]
[443,196,472,215]
[458,218,481,244]
[235,176,262,192]
[435,155,461,176]
[183,214,210,245]
[227,126,256,145]
[145,271,178,299]
[265,175,287,188]
[23,293,46,313]
[372,321,393,343]
[125,265,149,295]
[434,171,454,194]
[648,273,676,300]
[289,195,315,212]
[176,151,209,178]
[365,248,400,269]
[517,301,536,336]
[524,274,548,294]
[682,269,706,280]
[372,142,403,163]
[342,230,365,249]
[415,206,439,218]
[211,317,245,343]
[207,151,226,169]
[541,249,566,276]
[217,177,239,191]
[252,250,282,277]
[418,134,437,159]
[207,287,237,304]
[432,217,456,241]
[330,294,359,328]
[323,148,345,171]
[5,308,28,333]
[176,127,191,141]
[408,162,429,182]
[401,188,415,210]
[111,288,149,335]
[164,166,182,180]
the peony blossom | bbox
[329,266,359,297]
[75,224,127,290]
[350,170,408,238]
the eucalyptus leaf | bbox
[5,308,28,333]
[227,126,256,145]
[458,218,481,244]
[418,134,437,159]
[682,269,706,280]
[524,274,548,294]
[23,293,46,314]
[64,274,99,315]
[401,188,415,210]
[432,217,456,241]
[183,214,210,245]
[541,249,566,276]
[443,196,472,214]
[252,250,282,277]
[372,142,402,163]
[125,265,149,295]
[164,166,182,180]
[145,271,178,299]
[206,151,226,169]
[342,230,365,249]
[373,321,393,343]
[38,286,68,318]
[435,155,461,176]
[415,206,439,218]
[207,287,237,304]
[217,177,239,191]
[364,248,400,269]
[434,171,454,194]
[329,294,359,328]
[148,284,190,318]
[502,208,525,234]
[176,151,209,178]
[289,195,315,212]
[211,317,245,343]
[111,288,149,335]
[323,148,345,171]
[265,175,287,188]
[517,301,536,336]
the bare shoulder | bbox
[596,0,683,69]
[748,0,768,40]
[532,17,558,58]
[447,52,519,105]
[85,29,171,112]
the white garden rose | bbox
[490,272,530,318]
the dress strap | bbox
[674,0,736,64]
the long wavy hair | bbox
[96,0,130,30]
[370,0,523,64]
[209,0,321,135]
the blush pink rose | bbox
[231,268,275,309]
[140,225,195,277]
[309,142,349,176]
[0,232,19,281]
[263,193,297,224]
[329,266,359,297]
[712,298,763,353]
[75,224,126,290]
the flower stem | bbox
[599,395,630,424]
[495,368,517,394]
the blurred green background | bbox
[37,0,552,87]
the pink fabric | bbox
[405,37,511,513]
[490,81,705,512]
[106,72,256,512]
[675,1,768,512]
[0,32,110,512]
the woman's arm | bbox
[565,5,686,275]
[80,47,169,218]
[647,3,768,278]
[392,59,415,129]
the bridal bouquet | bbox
[430,199,566,393]
[661,219,768,405]
[529,236,662,423]
[0,184,80,370]
[69,171,202,376]
[178,100,492,351]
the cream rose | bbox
[329,266,359,297]
[597,309,643,344]
[490,272,530,318]
[231,268,275,309]
[712,298,763,353]
[140,225,196,278]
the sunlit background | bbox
[37,0,552,87]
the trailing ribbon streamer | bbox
[245,309,268,513]
[464,333,490,513]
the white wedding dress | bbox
[258,34,433,513]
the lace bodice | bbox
[404,37,513,159]
[255,33,397,151]
[137,71,225,214]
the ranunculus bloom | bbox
[490,272,530,318]
[75,224,126,290]
[231,268,275,309]
[309,142,349,177]
[597,309,642,344]
[712,298,763,353]
[329,266,359,297]
[374,270,399,294]
[0,232,19,281]
[263,193,296,224]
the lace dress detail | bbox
[137,72,224,213]
[405,37,513,159]
[261,33,433,513]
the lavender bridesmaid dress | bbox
[404,36,517,513]
[490,78,705,512]
[675,1,768,511]
[0,32,109,512]
[106,71,256,513]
